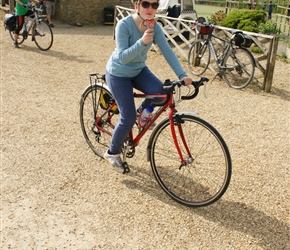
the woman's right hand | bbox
[142,28,154,45]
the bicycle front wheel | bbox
[33,21,53,51]
[148,114,232,207]
[80,84,119,158]
[188,39,210,76]
[222,47,255,89]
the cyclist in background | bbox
[104,0,193,173]
[44,0,56,28]
[14,0,39,48]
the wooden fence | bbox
[114,5,278,92]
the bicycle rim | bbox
[33,21,53,51]
[149,114,232,207]
[9,30,25,44]
[223,47,255,89]
[80,84,119,158]
[188,40,210,76]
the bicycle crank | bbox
[121,162,130,174]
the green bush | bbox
[251,46,263,53]
[221,10,267,32]
[237,19,257,32]
[258,21,280,35]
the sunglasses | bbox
[140,1,159,9]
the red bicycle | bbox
[80,73,232,207]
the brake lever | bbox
[201,77,209,98]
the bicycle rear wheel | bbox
[80,84,119,158]
[222,47,255,89]
[33,21,53,51]
[148,114,231,207]
[188,39,210,76]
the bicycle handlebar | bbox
[25,4,39,12]
[152,77,209,106]
[182,77,209,100]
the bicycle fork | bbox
[169,112,194,169]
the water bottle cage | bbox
[138,106,154,128]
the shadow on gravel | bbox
[195,201,289,250]
[21,45,95,64]
[122,167,289,250]
[268,86,290,101]
[236,81,290,102]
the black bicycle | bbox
[188,21,255,89]
[4,5,53,51]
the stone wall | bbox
[0,0,134,24]
[54,0,121,25]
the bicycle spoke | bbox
[33,21,53,51]
[188,40,210,76]
[80,84,119,158]
[149,115,231,207]
[223,47,255,89]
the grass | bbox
[195,4,225,19]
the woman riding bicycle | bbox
[14,0,38,48]
[104,0,193,173]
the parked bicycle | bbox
[80,73,232,207]
[188,21,255,89]
[4,4,53,51]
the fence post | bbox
[264,36,279,93]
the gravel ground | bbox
[1,22,289,250]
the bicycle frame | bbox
[205,32,232,69]
[23,8,41,39]
[94,84,192,165]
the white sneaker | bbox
[103,149,124,173]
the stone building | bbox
[1,0,133,24]
[55,0,133,24]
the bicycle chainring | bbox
[123,137,135,158]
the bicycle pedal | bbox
[122,162,130,174]
[22,31,28,39]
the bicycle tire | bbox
[33,20,53,51]
[222,47,255,89]
[80,84,119,158]
[188,39,210,76]
[9,29,25,44]
[148,114,232,207]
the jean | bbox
[106,67,165,154]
